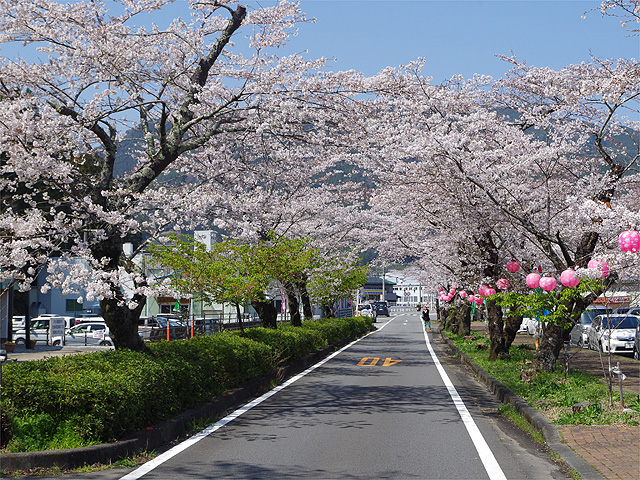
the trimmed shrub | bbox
[0,316,371,452]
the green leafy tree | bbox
[252,234,322,326]
[308,260,367,318]
[149,233,322,329]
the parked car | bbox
[356,304,376,321]
[11,315,26,330]
[518,317,539,335]
[372,301,390,317]
[614,306,640,315]
[51,321,112,346]
[32,314,77,329]
[13,317,57,344]
[139,315,189,341]
[587,314,639,354]
[569,314,595,348]
[13,324,50,345]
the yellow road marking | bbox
[382,358,402,367]
[357,357,402,366]
[357,357,380,366]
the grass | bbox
[445,331,640,426]
[498,403,545,443]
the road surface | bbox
[113,311,569,480]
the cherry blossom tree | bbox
[0,0,378,351]
[590,0,640,35]
[360,52,638,370]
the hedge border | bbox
[0,332,365,473]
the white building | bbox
[385,272,435,309]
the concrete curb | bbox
[439,331,605,480]
[0,336,358,473]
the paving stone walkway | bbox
[558,425,640,480]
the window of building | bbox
[66,299,83,312]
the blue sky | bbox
[2,1,636,83]
[284,0,639,82]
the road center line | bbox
[422,325,507,480]
[120,318,394,479]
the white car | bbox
[11,315,26,330]
[518,317,539,335]
[13,317,55,344]
[587,314,639,354]
[356,304,376,320]
[51,321,113,347]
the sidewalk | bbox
[464,322,640,480]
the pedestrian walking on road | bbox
[421,306,431,331]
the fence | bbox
[141,312,264,343]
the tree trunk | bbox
[251,300,277,328]
[101,296,148,352]
[296,280,313,319]
[534,323,564,372]
[486,299,507,361]
[321,304,334,318]
[235,303,245,336]
[93,233,149,352]
[503,308,522,351]
[448,308,460,334]
[284,282,301,326]
[459,302,471,336]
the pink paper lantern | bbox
[485,287,496,296]
[526,273,540,289]
[474,296,484,306]
[539,276,557,291]
[459,291,468,299]
[560,269,580,288]
[478,285,488,296]
[619,230,640,253]
[587,259,609,278]
[496,278,510,290]
[449,288,456,295]
[506,260,520,273]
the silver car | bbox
[51,322,113,347]
[569,314,594,348]
[587,314,639,355]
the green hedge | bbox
[0,316,372,453]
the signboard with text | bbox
[48,317,66,345]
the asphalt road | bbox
[104,312,570,480]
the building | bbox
[359,276,397,304]
[385,272,434,308]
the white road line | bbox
[422,326,507,480]
[120,320,394,479]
